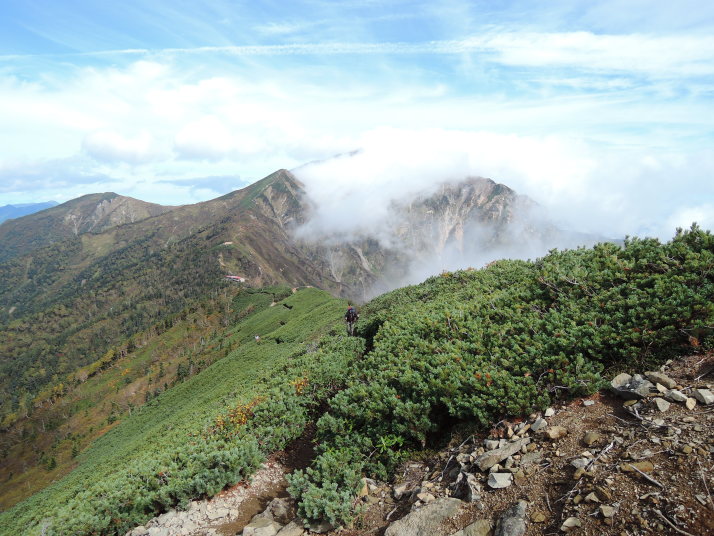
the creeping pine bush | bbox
[47,436,262,535]
[287,448,364,528]
[309,226,714,509]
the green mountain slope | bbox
[0,170,350,426]
[0,286,346,535]
[2,226,712,536]
[0,193,173,263]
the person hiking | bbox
[345,306,359,336]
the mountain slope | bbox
[0,193,174,263]
[0,201,58,225]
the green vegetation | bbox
[2,226,713,535]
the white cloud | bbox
[83,130,161,164]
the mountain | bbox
[0,193,174,263]
[0,201,58,225]
[0,168,577,513]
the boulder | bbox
[275,520,306,536]
[452,472,482,503]
[263,497,294,525]
[449,519,491,536]
[494,500,527,536]
[653,398,671,412]
[644,371,676,389]
[242,517,283,536]
[487,472,513,489]
[546,426,568,440]
[385,498,462,536]
[665,389,688,403]
[692,388,714,405]
[474,438,530,471]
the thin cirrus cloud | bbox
[3,31,712,80]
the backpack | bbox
[346,307,357,321]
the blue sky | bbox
[0,0,713,237]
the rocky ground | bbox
[128,353,714,536]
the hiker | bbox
[345,306,359,336]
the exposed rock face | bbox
[494,500,527,536]
[384,498,462,536]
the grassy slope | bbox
[0,287,345,535]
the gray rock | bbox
[484,439,500,450]
[487,472,513,489]
[610,372,632,389]
[474,438,530,471]
[519,451,542,467]
[393,482,411,500]
[560,517,581,531]
[449,519,491,536]
[530,417,547,431]
[452,472,482,503]
[494,500,527,536]
[263,497,293,525]
[147,529,169,536]
[275,520,305,536]
[570,458,590,469]
[665,389,688,403]
[544,407,556,417]
[385,498,462,536]
[611,373,654,400]
[582,400,595,406]
[653,397,671,412]
[692,388,714,405]
[243,517,283,536]
[307,520,334,534]
[644,371,676,389]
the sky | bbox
[0,0,713,239]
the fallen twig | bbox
[385,506,398,521]
[586,441,615,471]
[653,509,696,536]
[625,464,664,488]
[698,459,712,508]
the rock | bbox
[600,505,616,518]
[686,397,697,410]
[385,498,462,536]
[519,451,542,467]
[417,492,436,503]
[665,389,688,403]
[393,482,411,500]
[653,398,671,412]
[358,478,369,498]
[474,438,530,471]
[243,517,283,536]
[307,520,334,534]
[612,374,654,400]
[584,492,600,503]
[531,512,547,523]
[570,458,590,469]
[546,426,568,440]
[531,417,547,431]
[452,472,482,503]
[681,444,693,454]
[656,383,669,394]
[583,400,595,406]
[487,472,513,489]
[611,373,632,389]
[560,517,581,532]
[621,461,654,473]
[692,388,714,405]
[264,498,293,525]
[275,521,305,536]
[545,407,555,417]
[494,500,527,536]
[450,519,491,536]
[644,371,676,389]
[583,431,600,446]
[484,439,500,450]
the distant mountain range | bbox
[0,201,58,225]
